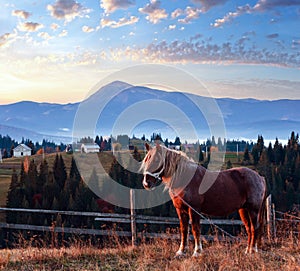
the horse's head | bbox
[142,143,165,190]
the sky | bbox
[0,0,299,104]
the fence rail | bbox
[1,193,297,246]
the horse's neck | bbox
[163,149,183,177]
[164,149,203,190]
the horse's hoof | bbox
[192,251,202,258]
[174,251,186,258]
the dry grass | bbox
[0,176,10,207]
[0,237,299,271]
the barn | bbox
[13,144,32,157]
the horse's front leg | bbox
[175,206,189,257]
[189,208,202,257]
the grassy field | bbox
[0,237,299,271]
[0,176,10,207]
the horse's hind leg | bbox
[189,208,202,257]
[175,207,189,257]
[248,209,261,253]
[238,208,252,254]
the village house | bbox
[13,144,32,157]
[81,143,100,153]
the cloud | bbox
[139,0,168,24]
[192,0,229,12]
[100,16,139,28]
[12,9,31,19]
[100,0,135,13]
[253,0,300,11]
[177,6,202,24]
[59,29,68,37]
[107,36,300,68]
[82,26,95,33]
[266,33,279,39]
[292,40,300,48]
[47,0,91,22]
[168,24,176,30]
[213,0,300,28]
[0,32,17,48]
[171,8,184,19]
[51,23,60,30]
[18,22,44,32]
[212,4,251,27]
[38,32,53,40]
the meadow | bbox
[0,235,299,271]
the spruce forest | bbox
[5,132,300,233]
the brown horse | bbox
[141,143,266,257]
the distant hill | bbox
[0,81,299,143]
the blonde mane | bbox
[141,144,196,190]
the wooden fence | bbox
[0,192,290,247]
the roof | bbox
[14,144,32,151]
[81,143,100,149]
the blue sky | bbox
[0,0,299,104]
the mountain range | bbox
[0,81,299,143]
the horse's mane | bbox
[141,144,196,180]
[161,146,195,178]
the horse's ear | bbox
[145,143,151,151]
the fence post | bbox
[266,194,274,241]
[130,189,137,247]
[272,203,276,239]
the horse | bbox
[141,143,267,257]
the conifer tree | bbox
[88,167,100,196]
[198,146,204,163]
[37,159,49,194]
[67,157,81,197]
[267,142,274,163]
[251,145,259,165]
[6,169,20,222]
[293,153,300,191]
[273,138,284,165]
[28,160,38,192]
[69,157,80,180]
[73,180,91,211]
[226,160,232,169]
[42,171,56,209]
[243,147,250,164]
[53,154,67,190]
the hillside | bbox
[0,81,299,142]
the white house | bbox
[81,143,100,153]
[13,144,32,157]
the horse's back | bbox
[226,167,266,207]
[197,167,265,216]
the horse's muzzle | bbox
[143,176,154,190]
[143,175,162,190]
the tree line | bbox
[0,135,67,158]
[1,132,257,160]
[252,132,300,211]
[6,131,300,223]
